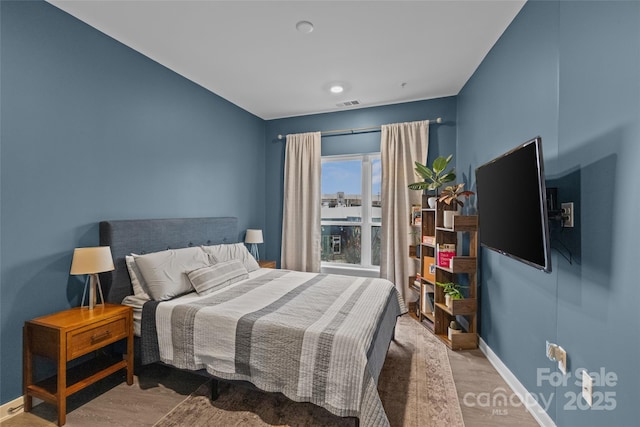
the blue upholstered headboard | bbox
[99,217,238,304]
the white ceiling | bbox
[47,0,526,120]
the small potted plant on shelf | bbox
[448,320,463,340]
[408,155,456,208]
[438,183,475,228]
[436,281,465,308]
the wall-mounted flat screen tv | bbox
[475,136,552,272]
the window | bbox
[321,153,381,269]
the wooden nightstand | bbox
[258,260,277,269]
[23,303,133,426]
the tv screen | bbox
[475,136,552,272]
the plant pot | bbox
[443,208,461,228]
[445,294,452,308]
[427,197,437,209]
[448,327,463,341]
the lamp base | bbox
[81,273,105,310]
[250,243,260,261]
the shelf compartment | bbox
[409,276,420,293]
[435,298,477,315]
[436,332,478,350]
[420,310,435,324]
[437,215,478,232]
[436,256,477,274]
[409,245,417,258]
[27,353,126,400]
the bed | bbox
[99,217,406,427]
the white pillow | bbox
[187,259,249,295]
[134,247,210,301]
[125,255,150,300]
[201,243,260,272]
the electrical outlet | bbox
[561,202,574,228]
[582,370,593,407]
[546,341,567,374]
[556,346,567,375]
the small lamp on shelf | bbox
[70,246,114,310]
[245,229,263,261]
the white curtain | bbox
[380,120,429,301]
[281,132,322,272]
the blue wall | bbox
[264,98,458,266]
[457,1,639,425]
[0,1,266,403]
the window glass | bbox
[321,154,380,269]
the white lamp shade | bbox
[70,246,114,275]
[245,229,264,244]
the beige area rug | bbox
[153,315,464,427]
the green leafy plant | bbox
[438,183,475,208]
[409,229,420,246]
[435,281,466,300]
[408,155,456,195]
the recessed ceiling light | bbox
[330,85,344,94]
[296,20,314,34]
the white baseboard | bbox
[0,395,24,422]
[479,337,557,427]
[0,395,43,423]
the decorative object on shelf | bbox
[408,155,456,202]
[438,183,475,208]
[410,204,421,225]
[245,229,264,261]
[428,197,438,208]
[439,183,475,227]
[70,246,114,310]
[422,235,435,245]
[443,210,457,229]
[448,320,462,340]
[422,256,436,282]
[437,243,456,267]
[409,229,419,245]
[436,281,465,308]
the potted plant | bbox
[448,320,463,340]
[439,183,475,228]
[408,155,456,208]
[436,281,465,308]
[438,183,475,208]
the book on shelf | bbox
[414,273,421,287]
[410,205,421,225]
[422,235,435,245]
[437,243,456,267]
[422,256,436,282]
[422,286,435,314]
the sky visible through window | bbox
[322,158,381,196]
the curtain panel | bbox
[281,132,322,272]
[380,120,429,301]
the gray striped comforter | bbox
[154,268,407,426]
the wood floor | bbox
[3,324,540,427]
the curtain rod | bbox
[276,117,442,140]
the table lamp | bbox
[70,246,114,309]
[245,229,263,261]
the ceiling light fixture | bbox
[296,20,314,34]
[330,85,344,94]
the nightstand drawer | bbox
[66,317,127,360]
